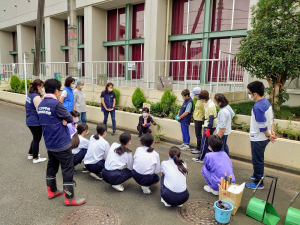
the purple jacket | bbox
[201,151,235,191]
[67,123,77,136]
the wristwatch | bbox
[265,134,271,138]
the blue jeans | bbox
[180,123,190,144]
[221,135,229,155]
[251,140,270,185]
[78,112,87,124]
[197,127,216,160]
[103,110,116,132]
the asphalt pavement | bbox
[0,101,299,225]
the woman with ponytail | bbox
[132,133,160,194]
[84,123,110,180]
[102,132,133,192]
[71,123,89,171]
[160,147,189,207]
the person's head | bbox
[29,79,44,95]
[141,133,155,153]
[94,123,107,140]
[247,81,265,101]
[208,135,223,152]
[168,146,188,175]
[142,107,150,117]
[44,79,62,99]
[115,132,132,155]
[64,76,75,89]
[181,89,190,100]
[105,82,114,93]
[70,110,80,124]
[214,94,229,108]
[76,80,84,90]
[199,90,210,103]
[190,87,201,100]
[71,123,89,149]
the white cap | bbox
[191,87,201,97]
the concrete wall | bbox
[17,25,35,64]
[0,31,13,64]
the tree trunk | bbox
[273,83,280,111]
[267,78,274,102]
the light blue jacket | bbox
[216,105,235,135]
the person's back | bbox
[133,146,160,175]
[84,135,109,164]
[105,142,133,171]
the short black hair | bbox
[142,107,149,113]
[199,90,209,101]
[44,79,61,94]
[247,81,265,97]
[70,110,80,118]
[181,89,190,97]
[214,94,229,108]
[208,135,223,152]
[64,76,75,88]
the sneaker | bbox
[177,143,186,148]
[246,182,265,189]
[28,154,40,160]
[141,186,151,194]
[180,145,190,151]
[192,158,204,163]
[82,167,89,173]
[33,157,47,163]
[112,184,124,192]
[250,175,255,180]
[90,172,103,181]
[191,149,200,154]
[161,197,171,207]
[204,185,219,195]
[177,204,183,207]
[112,131,116,136]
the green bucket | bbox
[285,191,300,225]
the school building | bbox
[0,0,299,106]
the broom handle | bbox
[252,177,264,198]
[271,178,278,205]
[289,191,300,207]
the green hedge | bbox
[132,87,146,109]
[10,75,21,91]
[113,88,120,105]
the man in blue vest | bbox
[176,89,194,151]
[38,78,86,206]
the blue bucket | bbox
[213,200,234,224]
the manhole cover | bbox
[56,206,119,225]
[178,199,221,225]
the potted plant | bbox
[288,131,297,140]
[154,123,165,143]
[296,132,300,141]
[241,122,250,132]
[231,123,237,130]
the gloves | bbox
[175,116,180,121]
[205,129,211,138]
[145,123,151,127]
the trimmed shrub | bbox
[230,101,254,116]
[10,75,21,92]
[132,87,146,109]
[113,88,120,105]
[20,79,31,91]
[160,89,177,109]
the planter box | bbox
[0,90,26,105]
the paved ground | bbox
[0,101,299,225]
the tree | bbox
[236,0,300,110]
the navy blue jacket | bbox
[101,91,115,112]
[25,93,41,126]
[179,98,193,126]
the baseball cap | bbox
[191,87,201,97]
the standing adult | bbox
[101,83,116,136]
[74,80,87,123]
[190,87,205,155]
[214,94,235,156]
[60,76,75,112]
[246,81,276,189]
[38,78,86,205]
[192,90,217,163]
[25,79,47,163]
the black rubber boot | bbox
[63,181,86,206]
[46,176,63,199]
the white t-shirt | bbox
[161,159,187,193]
[61,90,68,98]
[71,134,89,155]
[84,135,110,165]
[133,146,160,175]
[105,142,133,171]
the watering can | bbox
[285,191,300,225]
[246,175,281,225]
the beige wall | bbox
[0,31,13,64]
[17,25,35,64]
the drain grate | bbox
[56,206,119,225]
[178,199,222,225]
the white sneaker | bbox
[204,185,219,196]
[192,158,204,163]
[90,173,103,181]
[180,145,190,151]
[28,154,40,160]
[33,157,47,163]
[161,197,171,207]
[141,186,151,194]
[177,143,185,148]
[177,204,183,207]
[112,184,124,192]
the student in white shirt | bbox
[160,146,189,207]
[102,132,133,192]
[132,134,160,194]
[71,123,89,172]
[84,124,110,181]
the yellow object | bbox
[193,100,205,121]
[203,99,217,128]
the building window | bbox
[108,8,126,41]
[78,16,85,76]
[64,20,69,75]
[132,4,144,39]
[172,0,205,35]
[131,44,144,79]
[107,46,125,77]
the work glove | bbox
[205,129,211,138]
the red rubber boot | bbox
[46,177,63,199]
[63,181,86,206]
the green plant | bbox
[149,102,162,116]
[241,122,250,132]
[10,75,21,92]
[20,79,31,91]
[170,103,182,117]
[274,110,294,120]
[288,131,297,140]
[273,123,279,136]
[154,123,165,142]
[132,87,146,109]
[160,89,177,114]
[232,109,238,124]
[113,88,120,105]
